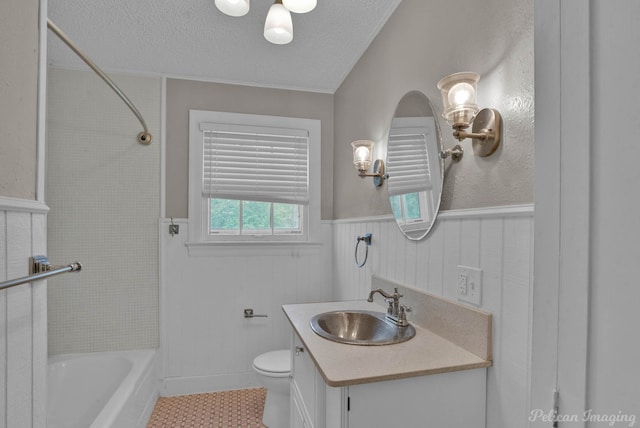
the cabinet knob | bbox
[295,346,305,356]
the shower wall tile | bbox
[332,206,534,428]
[46,68,161,355]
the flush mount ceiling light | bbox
[214,0,317,45]
[437,72,503,158]
[351,140,386,187]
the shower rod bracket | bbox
[137,132,153,146]
[31,255,52,274]
[30,255,81,275]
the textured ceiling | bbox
[47,0,402,93]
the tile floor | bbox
[146,387,267,428]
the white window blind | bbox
[386,131,432,197]
[200,123,309,205]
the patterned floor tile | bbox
[147,387,267,428]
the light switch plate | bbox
[457,265,482,306]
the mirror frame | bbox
[385,90,444,241]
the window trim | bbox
[188,110,321,245]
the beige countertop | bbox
[282,300,492,387]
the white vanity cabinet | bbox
[290,331,487,428]
[283,289,492,428]
[290,333,326,428]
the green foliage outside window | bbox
[242,201,271,231]
[274,203,300,230]
[209,198,300,234]
[210,199,239,230]
[390,193,422,222]
[403,193,421,220]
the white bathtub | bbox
[47,349,158,428]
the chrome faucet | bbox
[367,287,410,327]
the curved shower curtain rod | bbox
[47,18,153,145]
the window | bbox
[188,111,320,244]
[390,191,434,227]
[208,199,301,236]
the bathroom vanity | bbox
[283,276,493,428]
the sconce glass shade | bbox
[351,140,374,173]
[283,0,317,13]
[437,72,480,129]
[215,0,250,17]
[264,1,293,44]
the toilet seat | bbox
[252,350,290,378]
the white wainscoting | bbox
[0,197,49,428]
[159,219,333,396]
[160,208,533,427]
[332,205,534,428]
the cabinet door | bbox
[292,334,317,424]
[291,385,308,428]
[347,369,486,428]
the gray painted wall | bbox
[333,0,533,219]
[0,0,39,199]
[165,79,334,220]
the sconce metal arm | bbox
[450,108,502,158]
[453,130,490,141]
[358,159,386,187]
[358,171,385,178]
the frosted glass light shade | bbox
[351,140,374,172]
[264,3,293,44]
[437,72,480,128]
[215,0,250,17]
[283,0,317,13]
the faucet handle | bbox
[398,304,412,326]
[384,298,394,314]
[400,304,412,314]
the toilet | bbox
[253,349,291,427]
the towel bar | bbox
[0,256,82,291]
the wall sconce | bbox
[437,72,502,158]
[351,140,385,187]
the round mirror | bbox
[386,91,443,240]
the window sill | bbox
[185,241,324,257]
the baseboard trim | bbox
[160,372,260,397]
